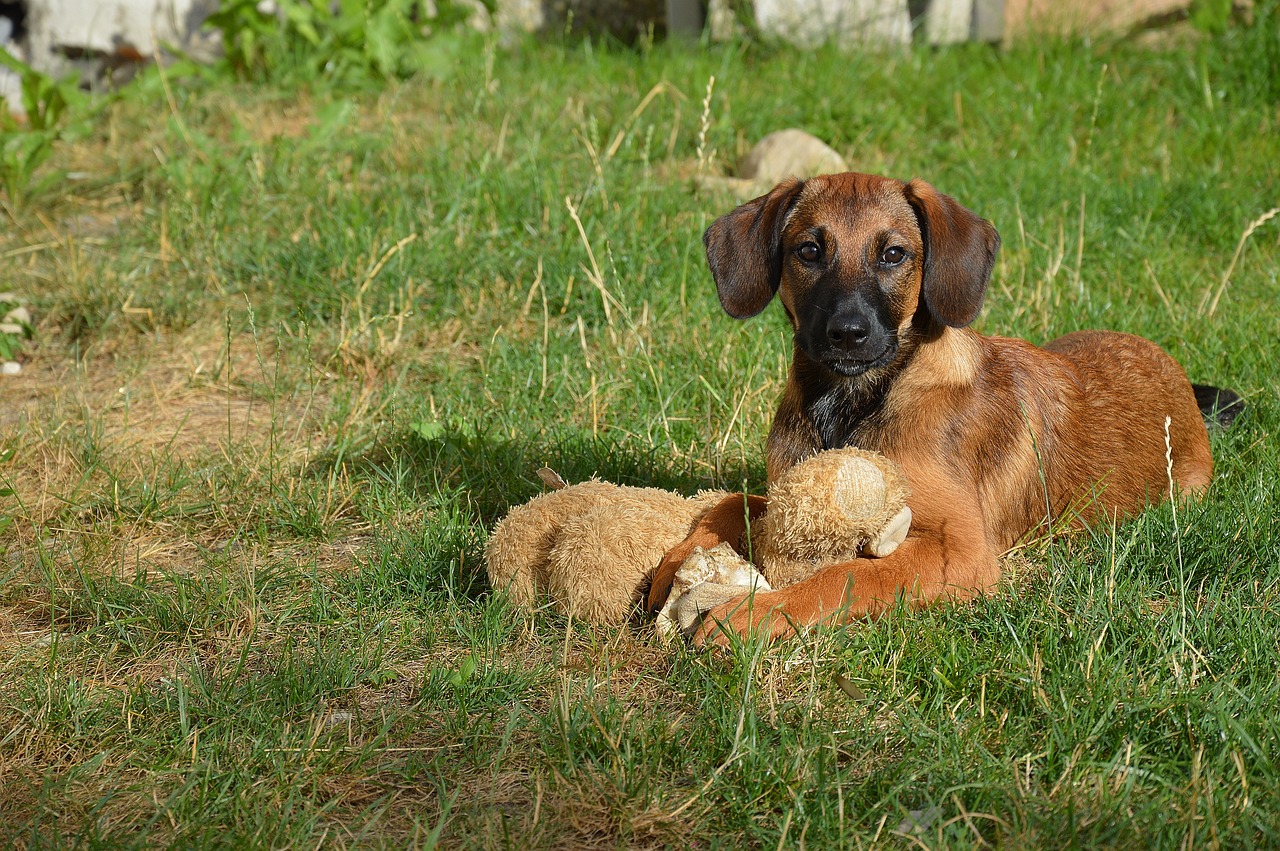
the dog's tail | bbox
[1193,384,1245,428]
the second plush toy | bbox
[485,479,729,624]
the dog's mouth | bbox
[818,339,897,378]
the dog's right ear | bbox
[703,179,805,319]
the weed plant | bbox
[0,6,1278,848]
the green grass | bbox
[2,13,1279,848]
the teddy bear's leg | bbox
[657,543,772,639]
[545,502,694,624]
[484,482,622,609]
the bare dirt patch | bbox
[2,326,331,519]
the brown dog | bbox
[647,173,1233,643]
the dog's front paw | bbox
[691,590,795,647]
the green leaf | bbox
[410,421,446,441]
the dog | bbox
[646,172,1241,643]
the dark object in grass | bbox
[1192,384,1246,428]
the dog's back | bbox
[854,327,1213,551]
[962,330,1214,545]
[1041,331,1213,519]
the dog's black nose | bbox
[827,315,870,350]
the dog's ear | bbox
[704,179,805,319]
[904,179,1000,328]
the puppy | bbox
[647,173,1237,643]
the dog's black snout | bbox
[827,315,870,350]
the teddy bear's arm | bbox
[644,493,767,614]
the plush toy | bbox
[484,448,911,635]
[484,479,730,624]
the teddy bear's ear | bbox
[704,179,806,319]
[864,506,912,557]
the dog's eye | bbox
[796,242,822,263]
[880,246,907,266]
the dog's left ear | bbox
[904,179,1000,328]
[704,178,806,319]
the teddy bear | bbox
[484,478,731,625]
[483,448,912,636]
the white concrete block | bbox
[25,0,219,77]
[754,0,911,49]
[924,0,975,44]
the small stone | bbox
[739,129,849,185]
[324,711,353,729]
[2,361,20,375]
[897,806,944,835]
[1,305,31,327]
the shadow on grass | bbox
[317,423,766,607]
[362,422,765,523]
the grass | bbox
[2,13,1279,848]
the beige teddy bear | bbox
[485,480,730,624]
[484,448,911,635]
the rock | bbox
[739,128,849,183]
[0,305,30,335]
[324,711,353,729]
[1,361,20,375]
[701,128,848,200]
[707,0,747,40]
[495,0,546,37]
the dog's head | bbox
[703,173,1000,379]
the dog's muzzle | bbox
[808,308,896,377]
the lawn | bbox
[1,10,1279,848]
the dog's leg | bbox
[690,477,999,644]
[691,532,999,644]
